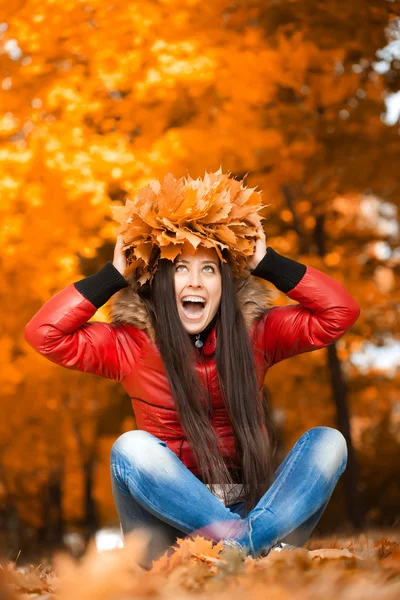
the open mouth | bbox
[181,298,206,320]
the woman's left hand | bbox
[246,216,267,271]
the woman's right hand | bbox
[113,235,127,276]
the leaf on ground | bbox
[308,548,364,560]
[3,534,400,600]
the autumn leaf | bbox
[111,168,266,283]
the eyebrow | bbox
[176,259,218,266]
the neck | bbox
[188,312,218,346]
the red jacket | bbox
[24,248,360,477]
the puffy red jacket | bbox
[24,248,360,477]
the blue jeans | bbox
[110,426,347,566]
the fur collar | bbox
[108,270,273,342]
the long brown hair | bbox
[139,250,277,513]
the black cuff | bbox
[74,262,129,309]
[250,247,307,293]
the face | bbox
[174,246,222,334]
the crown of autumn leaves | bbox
[111,167,267,285]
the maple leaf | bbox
[111,168,267,283]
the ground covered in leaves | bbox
[1,531,399,600]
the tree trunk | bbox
[281,187,365,529]
[41,462,65,549]
[83,455,99,539]
[314,213,365,529]
[6,504,21,555]
[326,343,365,528]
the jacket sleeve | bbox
[251,248,361,367]
[24,262,143,381]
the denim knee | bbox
[306,426,348,476]
[111,430,163,461]
[111,430,179,479]
[111,429,159,458]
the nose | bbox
[188,268,202,288]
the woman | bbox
[24,170,360,567]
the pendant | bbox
[195,334,203,348]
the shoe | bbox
[221,539,246,552]
[257,541,299,558]
[219,540,298,560]
[218,539,247,560]
[270,541,298,552]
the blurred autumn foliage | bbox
[2,533,400,600]
[1,0,400,557]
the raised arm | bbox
[251,248,360,367]
[24,261,145,381]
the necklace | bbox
[195,334,203,348]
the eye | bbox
[203,265,215,273]
[175,264,187,272]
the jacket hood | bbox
[108,269,273,342]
